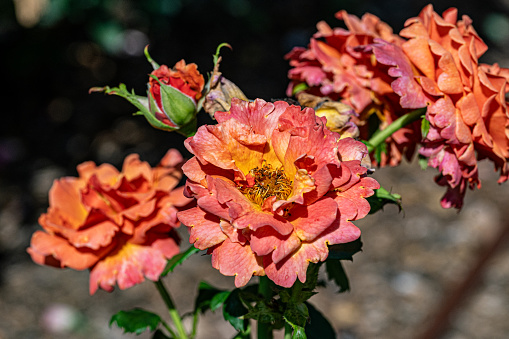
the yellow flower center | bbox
[240,163,292,206]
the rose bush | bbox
[28,149,193,294]
[177,98,379,287]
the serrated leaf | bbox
[284,303,309,339]
[283,303,308,328]
[223,288,249,332]
[366,186,402,214]
[325,260,350,293]
[304,302,335,339]
[244,300,283,325]
[109,308,162,335]
[327,238,363,261]
[162,246,200,276]
[302,262,320,291]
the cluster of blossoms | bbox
[286,4,509,209]
[26,4,509,338]
[31,50,379,294]
[178,98,379,287]
[28,150,193,294]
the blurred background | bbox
[2,0,509,338]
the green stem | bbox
[154,279,189,339]
[284,322,292,339]
[161,320,178,338]
[257,276,273,339]
[366,107,426,153]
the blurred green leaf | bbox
[152,329,172,339]
[223,288,249,332]
[325,260,350,293]
[327,238,362,261]
[304,302,335,339]
[418,154,428,170]
[109,308,161,335]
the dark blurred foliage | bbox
[1,0,508,243]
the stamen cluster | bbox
[239,163,293,206]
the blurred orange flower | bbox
[177,98,378,288]
[286,10,422,166]
[28,149,193,294]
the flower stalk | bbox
[365,107,426,153]
[257,276,273,339]
[154,279,189,339]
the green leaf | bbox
[292,326,307,339]
[194,281,227,313]
[161,246,200,276]
[366,186,402,214]
[109,308,162,335]
[152,329,172,339]
[283,303,308,328]
[223,288,249,332]
[302,262,320,291]
[244,300,283,326]
[421,116,430,139]
[325,260,350,293]
[284,303,309,339]
[304,302,335,339]
[418,154,428,170]
[327,238,363,261]
[374,141,388,165]
[292,82,309,95]
[89,84,177,132]
[211,291,231,311]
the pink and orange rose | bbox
[177,98,379,287]
[28,149,193,294]
[375,5,509,208]
[286,10,421,167]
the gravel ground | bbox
[2,155,509,339]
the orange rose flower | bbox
[375,5,509,208]
[286,10,422,166]
[28,149,194,294]
[177,98,379,287]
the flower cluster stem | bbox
[366,107,426,153]
[257,276,273,339]
[155,279,189,339]
[284,322,292,339]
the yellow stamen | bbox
[239,163,292,206]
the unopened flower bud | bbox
[203,56,248,119]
